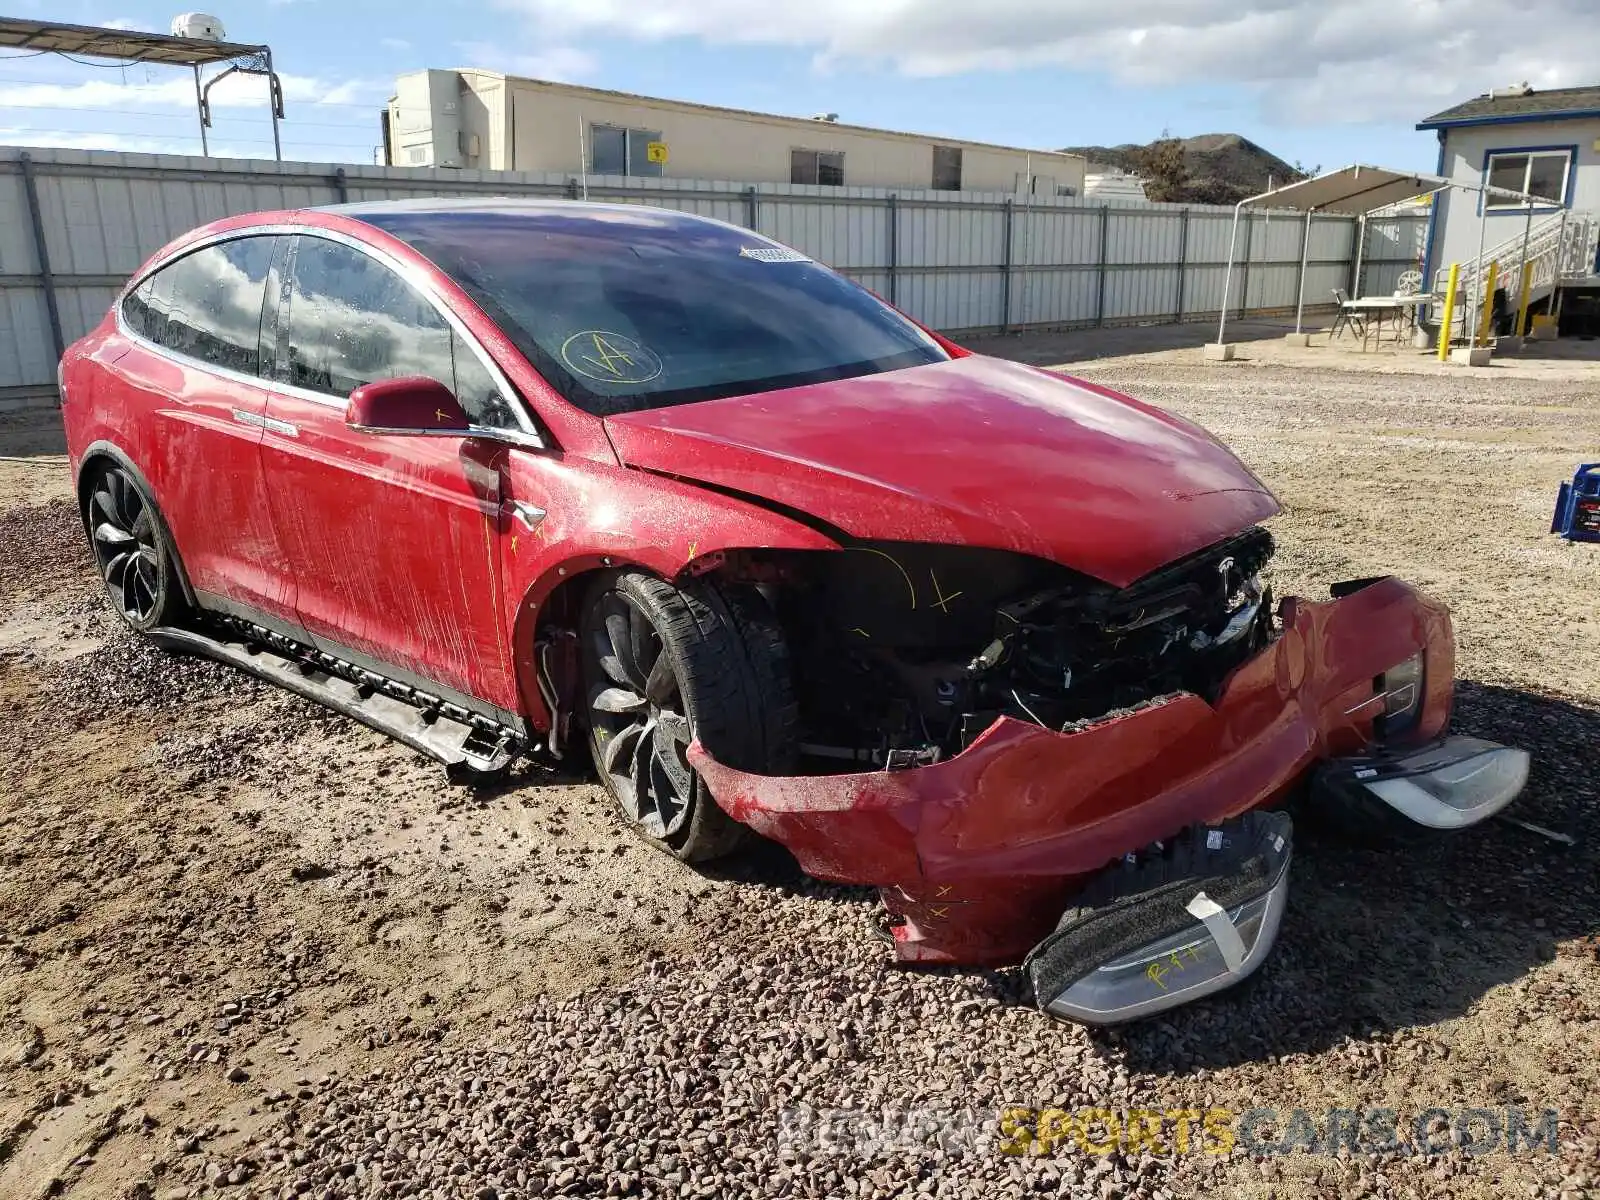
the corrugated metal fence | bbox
[0,147,1427,405]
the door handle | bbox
[232,408,299,438]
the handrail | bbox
[1433,211,1598,306]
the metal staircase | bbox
[1433,211,1600,334]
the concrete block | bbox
[1282,332,1311,347]
[1203,343,1236,361]
[1449,347,1493,367]
[1497,336,1523,353]
[1531,322,1560,341]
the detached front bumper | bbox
[689,577,1470,967]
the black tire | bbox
[580,570,797,862]
[81,460,184,633]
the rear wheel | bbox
[82,462,182,632]
[581,571,795,862]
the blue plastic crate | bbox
[1552,463,1600,542]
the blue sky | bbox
[2,0,1595,173]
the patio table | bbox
[1338,294,1432,350]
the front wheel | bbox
[580,571,795,862]
[82,461,183,633]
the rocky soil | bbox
[1,344,1597,1200]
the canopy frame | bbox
[1213,164,1533,349]
[0,17,283,160]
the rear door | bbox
[116,235,299,627]
[256,232,521,718]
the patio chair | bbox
[1329,288,1366,340]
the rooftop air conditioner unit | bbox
[1489,81,1533,99]
[171,13,227,41]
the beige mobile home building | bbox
[385,69,1087,196]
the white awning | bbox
[1238,164,1527,215]
[1214,164,1535,347]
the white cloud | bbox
[495,0,1600,124]
[380,37,413,52]
[314,78,390,106]
[454,40,598,82]
[98,17,145,31]
[0,126,258,157]
[0,73,388,111]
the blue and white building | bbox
[1420,84,1600,325]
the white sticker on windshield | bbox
[740,246,811,263]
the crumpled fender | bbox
[499,453,841,733]
[689,576,1454,965]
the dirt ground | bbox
[1,329,1597,1200]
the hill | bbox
[1061,133,1306,205]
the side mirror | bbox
[346,376,471,435]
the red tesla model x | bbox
[60,200,1528,1023]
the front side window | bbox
[452,337,518,428]
[790,149,845,186]
[1484,148,1573,209]
[362,208,948,418]
[281,237,516,427]
[123,237,276,375]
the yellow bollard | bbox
[1437,263,1459,362]
[1476,260,1499,348]
[1516,260,1535,337]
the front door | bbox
[256,233,519,717]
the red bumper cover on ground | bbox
[690,578,1454,966]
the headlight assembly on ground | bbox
[1312,734,1530,832]
[1024,812,1292,1025]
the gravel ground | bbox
[1,340,1598,1200]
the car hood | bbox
[602,355,1279,587]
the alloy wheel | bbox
[587,589,695,841]
[88,466,164,626]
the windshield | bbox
[361,206,947,416]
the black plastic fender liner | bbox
[1024,811,1293,1025]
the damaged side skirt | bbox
[148,619,523,774]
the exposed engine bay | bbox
[708,528,1277,774]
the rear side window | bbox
[122,237,276,375]
[281,236,515,428]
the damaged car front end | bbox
[591,352,1529,1026]
[683,547,1523,1022]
